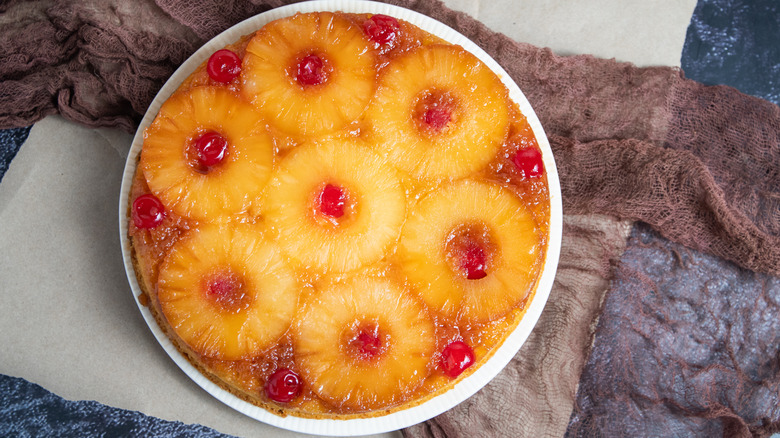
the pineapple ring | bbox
[264,139,406,273]
[294,276,435,411]
[366,45,510,180]
[242,12,376,137]
[398,180,542,321]
[157,223,299,361]
[141,86,273,221]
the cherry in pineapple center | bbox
[189,131,229,172]
[318,183,347,219]
[204,270,251,313]
[295,54,329,87]
[446,224,495,281]
[345,321,389,362]
[415,90,458,134]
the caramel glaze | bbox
[128,12,550,419]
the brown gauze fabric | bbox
[1,0,778,436]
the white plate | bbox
[119,1,563,435]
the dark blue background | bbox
[682,0,779,105]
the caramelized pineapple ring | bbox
[141,86,273,220]
[157,223,299,361]
[242,12,377,137]
[367,45,510,180]
[398,180,541,321]
[264,139,406,273]
[294,276,435,411]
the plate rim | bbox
[118,1,563,435]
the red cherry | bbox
[132,194,166,229]
[441,340,475,378]
[193,131,228,168]
[296,54,326,86]
[362,14,400,45]
[206,274,248,311]
[265,368,302,403]
[423,106,452,132]
[318,184,346,218]
[356,330,382,358]
[208,277,235,298]
[206,49,241,83]
[512,147,544,179]
[460,244,487,280]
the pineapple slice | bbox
[242,12,377,137]
[366,45,510,180]
[294,275,435,411]
[141,86,274,221]
[398,180,542,321]
[263,138,406,273]
[157,223,298,361]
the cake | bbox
[127,10,550,419]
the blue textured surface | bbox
[0,374,234,437]
[568,224,780,436]
[682,0,780,105]
[0,126,31,184]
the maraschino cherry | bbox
[353,329,383,360]
[296,54,326,86]
[318,184,346,218]
[363,14,400,45]
[132,194,166,229]
[192,131,228,169]
[512,147,544,179]
[206,273,248,312]
[460,244,488,280]
[423,106,452,132]
[441,340,475,378]
[206,49,241,83]
[265,368,302,403]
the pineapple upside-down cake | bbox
[128,11,550,418]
